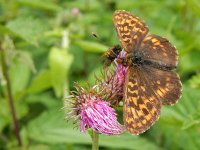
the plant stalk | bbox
[0,48,22,146]
[92,130,99,150]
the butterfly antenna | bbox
[92,32,99,39]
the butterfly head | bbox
[133,52,144,66]
[116,56,132,66]
[116,52,144,67]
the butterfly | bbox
[112,10,182,134]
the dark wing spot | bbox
[142,108,149,115]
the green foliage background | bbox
[0,0,200,150]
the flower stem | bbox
[92,130,99,150]
[0,47,22,146]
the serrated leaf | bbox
[158,122,200,150]
[160,85,200,127]
[182,110,200,130]
[6,17,47,45]
[76,40,108,53]
[158,85,200,150]
[48,47,73,97]
[26,109,161,150]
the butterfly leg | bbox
[116,53,134,66]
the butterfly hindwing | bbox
[143,65,182,105]
[123,67,161,134]
[113,10,149,52]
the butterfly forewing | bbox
[113,10,149,52]
[123,67,161,134]
[140,35,178,68]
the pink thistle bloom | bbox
[65,85,124,135]
[114,50,128,86]
[80,95,124,135]
[64,49,128,135]
[99,50,128,104]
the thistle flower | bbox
[65,50,128,135]
[114,50,128,86]
[98,50,128,104]
[65,85,124,135]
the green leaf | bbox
[75,40,109,53]
[0,98,28,132]
[158,85,200,149]
[27,70,51,94]
[182,110,200,130]
[187,0,200,18]
[17,50,36,73]
[26,93,60,109]
[87,65,105,85]
[26,109,161,150]
[157,122,200,150]
[179,50,200,74]
[26,109,90,144]
[99,134,161,150]
[67,0,102,11]
[0,24,17,35]
[9,59,31,100]
[28,145,50,150]
[188,73,200,88]
[160,85,200,127]
[6,17,47,45]
[0,99,10,132]
[17,0,62,12]
[48,47,73,97]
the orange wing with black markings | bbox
[142,65,182,105]
[139,34,182,105]
[123,66,161,134]
[113,10,149,52]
